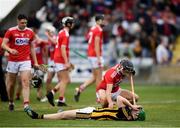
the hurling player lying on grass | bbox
[25,94,145,121]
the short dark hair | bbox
[17,14,28,20]
[95,14,104,21]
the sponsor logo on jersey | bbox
[15,38,29,45]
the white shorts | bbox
[76,107,95,114]
[6,61,31,73]
[54,63,66,72]
[96,88,121,101]
[88,56,104,69]
[48,59,55,72]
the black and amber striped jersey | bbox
[90,106,132,121]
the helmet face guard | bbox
[136,108,146,121]
[122,66,135,75]
[31,76,42,88]
[31,70,43,88]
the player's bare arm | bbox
[1,38,18,55]
[106,84,114,109]
[61,45,70,68]
[43,44,48,65]
[94,36,101,64]
[118,96,140,111]
[34,35,48,45]
[30,41,39,67]
[45,32,57,44]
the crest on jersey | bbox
[20,33,25,37]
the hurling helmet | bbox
[62,16,74,26]
[136,108,146,121]
[120,58,135,75]
[31,75,42,88]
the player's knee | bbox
[21,79,29,87]
[135,94,139,102]
[7,82,14,88]
[117,95,124,102]
[61,77,70,85]
[63,80,70,85]
[46,78,52,84]
[117,95,123,100]
[66,78,71,84]
[6,85,11,91]
[58,112,67,119]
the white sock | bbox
[24,104,29,109]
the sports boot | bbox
[46,91,55,106]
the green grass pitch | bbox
[0,83,180,127]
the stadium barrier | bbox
[43,36,180,84]
[147,65,180,84]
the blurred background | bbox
[0,0,180,84]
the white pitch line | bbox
[140,100,180,104]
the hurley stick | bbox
[130,74,136,105]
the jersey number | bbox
[88,32,93,44]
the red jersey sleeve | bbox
[61,34,68,46]
[29,32,35,42]
[4,29,12,39]
[0,38,2,45]
[0,38,3,54]
[94,29,101,37]
[104,71,114,85]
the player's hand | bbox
[97,58,102,67]
[65,62,71,69]
[33,63,40,70]
[9,49,18,55]
[36,38,43,44]
[38,64,48,73]
[68,63,75,72]
[4,51,10,57]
